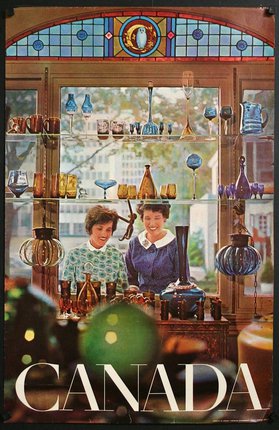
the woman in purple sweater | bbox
[125,203,190,293]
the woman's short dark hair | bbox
[85,205,118,235]
[136,203,171,221]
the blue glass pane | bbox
[94,25,104,35]
[18,37,28,45]
[72,37,82,46]
[50,46,61,56]
[72,24,82,33]
[60,24,71,34]
[176,46,186,56]
[242,46,252,55]
[39,46,50,56]
[83,47,93,56]
[220,35,230,45]
[83,24,93,33]
[83,19,93,25]
[61,46,71,56]
[72,46,82,56]
[210,24,220,34]
[94,18,104,25]
[176,24,187,35]
[77,29,88,41]
[209,46,219,56]
[198,46,208,56]
[187,35,196,45]
[221,26,231,34]
[83,36,93,46]
[49,25,61,34]
[264,46,274,56]
[28,46,38,56]
[177,18,186,24]
[93,35,103,46]
[199,23,209,33]
[231,46,240,56]
[192,28,204,40]
[188,24,197,34]
[253,38,263,46]
[242,34,252,44]
[33,40,44,51]
[187,46,198,56]
[188,19,197,25]
[40,28,49,34]
[232,29,241,35]
[18,46,28,55]
[61,35,71,45]
[93,47,103,56]
[176,35,186,45]
[38,35,49,44]
[199,35,209,45]
[6,45,16,55]
[231,35,241,44]
[253,46,264,55]
[50,35,61,45]
[209,35,220,45]
[220,46,230,56]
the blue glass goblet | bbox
[95,179,117,199]
[186,153,203,200]
[229,183,236,199]
[251,182,259,199]
[225,185,231,199]
[218,184,224,199]
[204,106,217,141]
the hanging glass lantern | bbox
[215,233,262,276]
[19,227,65,267]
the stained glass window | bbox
[6,13,274,59]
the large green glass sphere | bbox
[79,303,160,378]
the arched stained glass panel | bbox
[6,13,274,59]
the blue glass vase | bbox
[215,233,262,276]
[82,94,93,136]
[65,93,78,134]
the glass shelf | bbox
[4,196,274,204]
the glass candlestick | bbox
[186,153,202,200]
[180,71,195,139]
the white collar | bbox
[138,229,175,249]
[87,240,107,252]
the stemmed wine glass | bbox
[186,153,202,200]
[220,106,233,135]
[7,170,29,198]
[142,81,159,135]
[81,94,93,137]
[180,71,195,139]
[58,297,72,319]
[65,93,78,135]
[204,106,217,140]
[94,179,117,199]
[251,182,259,199]
[258,183,264,199]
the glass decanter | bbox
[77,272,99,315]
[137,164,157,199]
[235,156,251,199]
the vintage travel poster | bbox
[2,2,278,428]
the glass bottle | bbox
[77,272,98,315]
[137,164,157,199]
[235,156,251,199]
